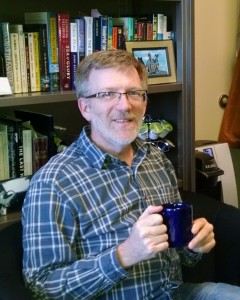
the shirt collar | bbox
[76,125,150,169]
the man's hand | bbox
[187,218,216,253]
[117,205,169,268]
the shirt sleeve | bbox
[177,247,202,267]
[22,180,128,300]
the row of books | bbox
[0,11,173,94]
[0,109,56,181]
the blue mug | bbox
[161,202,193,248]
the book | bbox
[14,109,55,160]
[9,24,28,93]
[93,17,101,51]
[23,24,50,92]
[24,11,60,92]
[83,16,93,56]
[32,32,41,91]
[101,16,108,51]
[0,132,5,180]
[0,124,9,180]
[0,115,24,179]
[10,33,22,93]
[27,32,39,92]
[24,33,31,92]
[57,13,71,91]
[32,133,48,173]
[74,17,85,63]
[70,22,78,90]
[22,125,33,176]
[107,16,113,49]
[0,22,14,93]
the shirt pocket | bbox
[144,184,179,206]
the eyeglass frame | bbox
[83,90,148,102]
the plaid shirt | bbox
[22,126,201,300]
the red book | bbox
[57,13,71,91]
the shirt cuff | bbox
[98,245,128,283]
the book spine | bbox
[152,14,158,40]
[32,136,48,173]
[24,33,31,92]
[38,25,50,92]
[10,33,22,93]
[0,133,5,180]
[70,22,77,90]
[83,16,93,56]
[57,13,71,91]
[0,124,9,180]
[18,30,28,93]
[112,26,118,49]
[101,16,108,51]
[93,17,101,52]
[33,32,41,91]
[48,13,60,92]
[10,24,28,93]
[107,17,113,49]
[22,129,33,176]
[16,121,24,178]
[117,26,124,49]
[1,23,14,93]
[75,18,85,64]
[27,32,37,92]
[5,123,17,179]
[157,14,164,40]
[146,22,153,41]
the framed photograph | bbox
[125,40,177,85]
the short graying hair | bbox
[75,49,148,99]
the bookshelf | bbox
[0,0,195,227]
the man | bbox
[22,49,240,299]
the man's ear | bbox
[78,98,91,122]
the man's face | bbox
[78,67,147,153]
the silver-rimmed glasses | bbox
[84,90,148,102]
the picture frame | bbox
[125,40,177,85]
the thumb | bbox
[139,205,163,221]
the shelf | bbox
[0,83,182,108]
[0,211,21,230]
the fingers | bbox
[188,218,216,253]
[138,205,163,221]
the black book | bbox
[14,109,55,160]
[0,115,24,178]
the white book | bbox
[9,24,28,93]
[27,32,37,92]
[22,128,33,176]
[157,14,165,41]
[10,33,22,93]
[83,16,93,56]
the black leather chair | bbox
[0,192,239,299]
[0,221,33,300]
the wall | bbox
[195,0,239,141]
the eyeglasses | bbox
[84,90,148,102]
[149,139,175,153]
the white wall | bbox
[195,0,239,141]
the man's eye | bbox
[98,92,113,98]
[128,91,139,96]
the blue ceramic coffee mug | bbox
[161,202,193,248]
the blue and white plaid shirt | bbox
[22,126,201,300]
